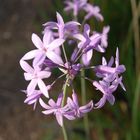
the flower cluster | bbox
[64,0,103,21]
[20,0,126,126]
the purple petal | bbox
[73,33,85,42]
[33,51,46,68]
[27,79,38,94]
[108,56,114,66]
[67,97,77,109]
[106,94,115,105]
[56,93,63,106]
[115,48,119,67]
[24,92,41,104]
[116,65,126,73]
[102,57,107,66]
[55,112,63,126]
[56,12,64,26]
[72,92,79,107]
[94,95,106,109]
[43,21,58,28]
[64,114,76,120]
[48,99,56,107]
[32,33,43,49]
[79,101,93,113]
[20,60,34,73]
[120,81,126,91]
[39,98,51,109]
[65,21,80,29]
[93,81,106,94]
[48,39,65,51]
[97,66,116,73]
[21,50,38,60]
[82,50,93,66]
[43,30,53,46]
[38,79,49,98]
[37,71,51,79]
[42,109,55,115]
[24,73,33,81]
[83,24,90,37]
[46,51,63,65]
[26,98,37,105]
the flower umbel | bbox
[19,2,126,127]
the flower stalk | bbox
[81,68,90,140]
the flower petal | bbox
[46,51,63,65]
[115,48,119,67]
[27,79,38,95]
[48,99,56,107]
[43,30,53,46]
[21,50,38,60]
[106,94,115,105]
[48,39,65,51]
[94,95,106,109]
[56,12,64,26]
[32,33,43,49]
[38,79,49,98]
[37,71,51,79]
[55,112,63,127]
[56,93,63,106]
[20,60,34,73]
[79,101,93,113]
[42,109,55,115]
[39,98,51,109]
[82,50,93,66]
[24,73,33,81]
[93,81,106,94]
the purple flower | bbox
[95,48,126,78]
[64,0,87,17]
[84,3,104,21]
[93,48,126,108]
[39,93,75,126]
[43,12,80,39]
[20,60,51,97]
[21,30,64,66]
[90,26,110,52]
[93,76,124,108]
[22,85,51,110]
[74,24,100,65]
[67,91,93,117]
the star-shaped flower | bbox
[20,60,51,97]
[67,91,93,117]
[64,0,87,17]
[84,3,104,21]
[43,12,80,39]
[21,30,64,66]
[39,93,75,126]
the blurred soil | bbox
[0,0,61,140]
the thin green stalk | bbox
[132,75,140,139]
[130,0,140,76]
[62,124,68,140]
[81,68,90,140]
[62,44,68,63]
[61,78,69,140]
[79,17,90,140]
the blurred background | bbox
[0,0,139,140]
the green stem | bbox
[130,0,140,76]
[81,69,90,140]
[61,78,69,140]
[62,44,68,63]
[62,124,68,140]
[62,78,69,107]
[132,75,140,139]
